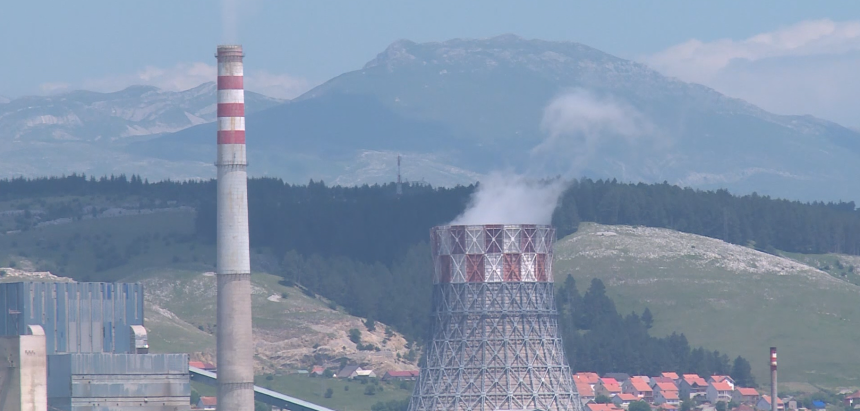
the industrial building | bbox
[215,43,255,411]
[0,325,47,411]
[0,281,190,411]
[409,224,582,411]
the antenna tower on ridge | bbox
[397,155,403,197]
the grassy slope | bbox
[144,270,415,375]
[780,251,860,287]
[191,376,412,411]
[554,223,860,390]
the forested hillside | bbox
[0,174,855,379]
[5,175,859,259]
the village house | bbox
[707,381,734,404]
[733,387,760,405]
[651,377,676,388]
[575,372,602,388]
[709,375,735,390]
[756,395,785,411]
[622,377,654,402]
[335,365,375,379]
[382,370,419,381]
[596,378,623,397]
[654,389,681,406]
[613,393,640,409]
[633,376,652,385]
[653,381,680,396]
[189,360,216,371]
[588,403,623,411]
[679,374,708,401]
[355,368,377,378]
[311,365,325,376]
[577,381,596,404]
[197,396,217,410]
[606,373,632,383]
[661,372,680,382]
[844,391,860,409]
[657,403,679,411]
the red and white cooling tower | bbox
[215,44,254,411]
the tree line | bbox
[557,275,756,387]
[5,175,860,259]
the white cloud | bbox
[79,63,216,93]
[644,19,860,126]
[41,63,313,100]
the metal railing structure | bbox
[189,366,337,411]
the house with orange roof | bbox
[197,396,217,410]
[662,372,680,381]
[588,403,623,411]
[613,393,640,409]
[709,375,735,390]
[623,377,654,402]
[650,377,675,388]
[577,381,596,403]
[653,381,679,396]
[733,387,760,404]
[843,390,860,408]
[658,403,679,411]
[679,374,708,400]
[707,381,734,404]
[756,395,785,411]
[633,376,652,385]
[597,378,623,397]
[575,372,602,387]
[655,389,681,406]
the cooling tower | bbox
[409,224,582,411]
[215,44,254,411]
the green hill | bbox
[554,222,860,390]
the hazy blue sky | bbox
[4,1,860,125]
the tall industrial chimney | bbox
[409,224,582,411]
[215,44,254,411]
[770,347,778,411]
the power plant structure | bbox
[770,347,778,411]
[0,282,190,410]
[409,224,582,411]
[215,44,255,411]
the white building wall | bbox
[0,330,48,411]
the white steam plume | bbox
[449,173,567,226]
[450,88,653,227]
[535,88,653,174]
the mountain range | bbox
[4,35,860,201]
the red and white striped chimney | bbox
[770,347,778,411]
[215,44,253,411]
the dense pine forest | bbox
[0,174,855,378]
[4,175,859,258]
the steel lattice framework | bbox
[409,224,582,411]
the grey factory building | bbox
[0,281,190,411]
